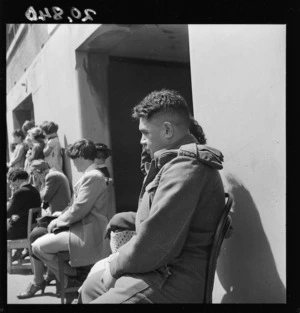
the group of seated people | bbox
[7,89,226,304]
[7,120,65,244]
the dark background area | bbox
[108,56,193,213]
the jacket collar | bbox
[84,163,99,173]
[153,133,198,170]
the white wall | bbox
[189,25,286,303]
[6,24,102,185]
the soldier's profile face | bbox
[139,117,165,158]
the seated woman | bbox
[17,160,71,299]
[40,121,63,172]
[7,169,41,260]
[30,139,112,299]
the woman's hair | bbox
[40,121,59,134]
[95,143,112,160]
[66,139,96,161]
[28,127,45,140]
[8,168,29,182]
[189,117,207,144]
[22,120,35,135]
[12,129,25,140]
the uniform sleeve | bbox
[109,157,207,278]
[56,172,106,227]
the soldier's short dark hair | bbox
[132,89,190,127]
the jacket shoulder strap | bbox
[178,143,199,159]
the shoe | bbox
[71,298,78,304]
[11,250,23,262]
[21,249,29,260]
[17,281,46,299]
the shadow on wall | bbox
[62,135,73,197]
[217,173,286,303]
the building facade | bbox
[6,24,286,303]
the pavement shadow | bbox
[30,291,59,298]
[216,173,286,303]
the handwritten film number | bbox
[25,6,96,22]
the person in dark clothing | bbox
[7,169,41,260]
[7,169,41,239]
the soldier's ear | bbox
[164,122,174,138]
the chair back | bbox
[203,192,233,303]
[27,207,41,254]
[106,178,116,222]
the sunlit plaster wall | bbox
[189,24,286,303]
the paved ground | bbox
[7,257,61,304]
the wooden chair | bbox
[203,192,233,303]
[7,207,41,274]
[57,251,92,304]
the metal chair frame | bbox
[203,192,233,303]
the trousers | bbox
[79,269,153,303]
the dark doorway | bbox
[108,57,193,213]
[13,94,34,130]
